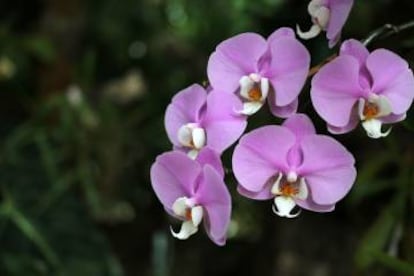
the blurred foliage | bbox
[0,0,414,275]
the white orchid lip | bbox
[177,123,206,158]
[358,95,392,139]
[272,197,299,218]
[170,197,204,240]
[238,74,269,115]
[361,119,392,139]
[270,173,308,218]
[297,0,330,40]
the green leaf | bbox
[9,207,60,269]
[373,252,414,275]
[0,252,49,276]
[355,195,404,269]
[23,36,56,63]
[348,151,394,206]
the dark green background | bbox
[0,0,414,275]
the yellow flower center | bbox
[185,208,192,221]
[279,181,299,197]
[248,85,262,101]
[363,102,379,120]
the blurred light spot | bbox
[103,70,146,104]
[94,201,136,224]
[0,56,16,80]
[152,231,169,276]
[81,109,100,129]
[277,251,297,274]
[128,41,147,59]
[166,1,188,27]
[228,219,240,238]
[66,84,83,107]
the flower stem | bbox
[362,20,414,46]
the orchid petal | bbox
[207,33,267,93]
[150,151,201,209]
[326,0,354,45]
[232,126,295,192]
[207,51,245,93]
[380,113,407,124]
[214,33,267,73]
[295,198,335,212]
[165,84,207,146]
[267,27,295,43]
[268,36,310,107]
[197,166,231,246]
[340,39,369,66]
[298,135,356,205]
[327,118,358,134]
[195,147,224,178]
[268,96,298,118]
[203,90,247,153]
[311,55,362,128]
[282,113,316,141]
[286,144,304,168]
[367,49,414,114]
[237,181,274,201]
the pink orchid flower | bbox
[150,148,230,245]
[165,84,247,158]
[207,28,310,117]
[297,0,354,47]
[232,114,356,218]
[311,39,414,138]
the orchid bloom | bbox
[311,39,414,138]
[232,114,356,218]
[207,28,310,117]
[297,0,354,47]
[165,84,247,159]
[150,148,230,246]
